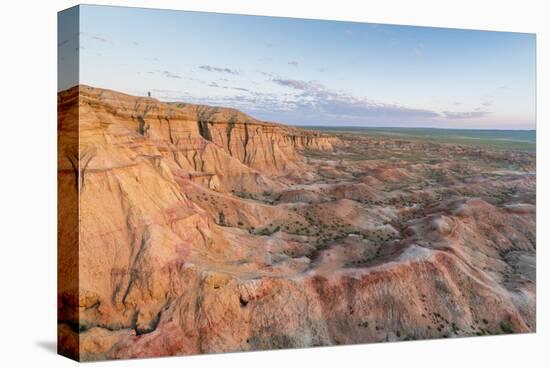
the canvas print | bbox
[58,5,536,362]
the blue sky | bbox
[59,5,536,129]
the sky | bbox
[58,5,536,129]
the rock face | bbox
[58,86,536,361]
[69,85,337,195]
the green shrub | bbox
[500,321,513,334]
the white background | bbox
[0,0,547,365]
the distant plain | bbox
[310,127,536,152]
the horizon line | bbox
[298,125,536,131]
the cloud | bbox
[80,32,110,43]
[199,65,239,75]
[260,71,277,78]
[206,81,249,94]
[91,35,108,42]
[206,81,250,93]
[442,110,490,119]
[152,75,497,126]
[154,70,182,79]
[443,99,492,120]
[288,60,299,67]
[271,78,440,122]
[145,81,440,126]
[272,78,322,91]
[481,98,493,107]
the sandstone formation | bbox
[58,86,536,361]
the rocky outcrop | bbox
[58,86,535,361]
[73,85,339,194]
[168,102,337,172]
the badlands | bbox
[58,85,536,361]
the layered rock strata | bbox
[58,86,535,361]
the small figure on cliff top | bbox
[147,91,151,97]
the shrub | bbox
[500,321,513,334]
